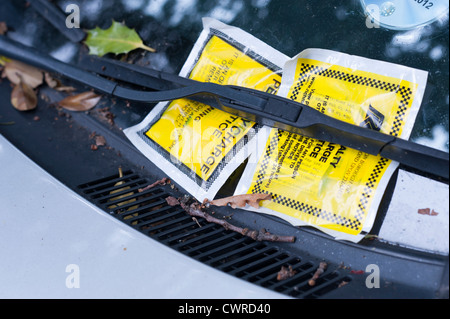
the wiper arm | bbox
[0,35,448,181]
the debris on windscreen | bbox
[10,74,38,111]
[1,54,101,115]
[88,133,107,151]
[58,91,101,112]
[44,73,76,92]
[418,208,439,216]
[1,59,43,89]
[1,58,42,111]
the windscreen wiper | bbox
[0,35,448,181]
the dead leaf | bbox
[58,91,101,111]
[418,208,439,216]
[10,75,37,111]
[95,135,106,146]
[2,60,43,89]
[44,72,76,92]
[205,193,272,209]
[44,72,58,88]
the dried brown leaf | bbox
[44,72,59,88]
[418,208,431,215]
[44,72,76,92]
[95,135,106,146]
[206,193,272,209]
[418,208,439,216]
[10,75,37,111]
[58,91,101,111]
[2,60,43,89]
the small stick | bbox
[166,196,296,243]
[308,262,327,286]
[138,177,170,192]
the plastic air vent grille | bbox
[77,170,352,298]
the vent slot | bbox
[78,171,352,298]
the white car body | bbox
[0,134,285,299]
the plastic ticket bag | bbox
[235,49,428,242]
[124,18,288,201]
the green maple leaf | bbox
[84,20,155,56]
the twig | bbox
[308,262,327,286]
[138,177,170,192]
[166,196,296,243]
[192,217,202,228]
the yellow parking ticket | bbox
[124,18,288,201]
[236,49,428,242]
[245,129,391,236]
[145,35,283,181]
[145,100,256,181]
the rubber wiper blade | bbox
[0,35,448,180]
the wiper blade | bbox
[0,36,448,181]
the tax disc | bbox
[361,0,449,30]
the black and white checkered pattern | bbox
[289,64,321,100]
[290,64,414,137]
[389,86,412,137]
[354,157,390,222]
